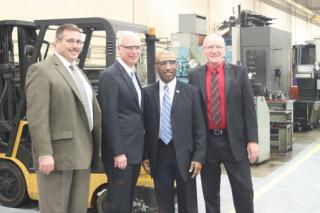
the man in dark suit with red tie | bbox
[188,34,260,213]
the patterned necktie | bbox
[130,71,141,108]
[69,64,93,130]
[211,69,221,125]
[160,85,172,144]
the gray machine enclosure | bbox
[240,26,291,95]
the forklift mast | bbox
[0,20,37,157]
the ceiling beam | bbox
[259,0,320,26]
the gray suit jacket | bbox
[26,55,101,170]
[143,80,207,181]
[98,61,144,166]
[188,63,258,161]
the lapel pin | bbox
[176,90,180,94]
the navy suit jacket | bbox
[188,63,258,161]
[98,61,144,166]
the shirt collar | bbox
[54,52,75,69]
[117,57,135,76]
[159,77,177,92]
[207,62,224,74]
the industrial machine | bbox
[239,26,293,152]
[171,14,207,82]
[293,100,320,131]
[220,7,292,97]
[292,38,320,131]
[226,9,294,156]
[239,26,292,96]
[292,38,320,100]
[267,99,294,152]
[0,18,157,212]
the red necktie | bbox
[210,70,221,125]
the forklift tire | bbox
[133,186,158,212]
[95,186,158,213]
[96,188,107,213]
[0,161,29,207]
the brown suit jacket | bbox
[26,54,101,170]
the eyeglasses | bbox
[120,45,141,51]
[62,38,83,45]
[156,60,177,66]
[203,45,225,50]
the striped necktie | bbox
[160,85,172,144]
[69,64,93,130]
[210,69,221,125]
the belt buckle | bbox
[213,129,223,136]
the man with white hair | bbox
[98,31,144,213]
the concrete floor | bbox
[1,130,320,213]
[217,129,320,213]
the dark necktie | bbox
[130,71,141,108]
[210,70,221,125]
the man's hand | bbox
[189,161,202,178]
[38,155,54,175]
[247,142,259,164]
[142,159,151,175]
[114,154,127,170]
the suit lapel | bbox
[224,63,232,99]
[138,75,144,112]
[153,82,160,117]
[199,65,207,103]
[171,80,180,113]
[116,61,140,109]
[52,55,83,103]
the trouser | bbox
[201,133,254,213]
[154,141,198,213]
[37,169,90,213]
[105,163,141,213]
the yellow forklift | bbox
[0,18,157,212]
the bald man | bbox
[188,34,259,213]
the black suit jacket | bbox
[98,61,144,165]
[188,63,258,161]
[143,80,207,181]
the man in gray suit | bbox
[26,24,101,213]
[188,34,259,213]
[143,50,207,213]
[98,31,144,213]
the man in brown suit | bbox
[26,24,101,213]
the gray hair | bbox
[117,31,140,46]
